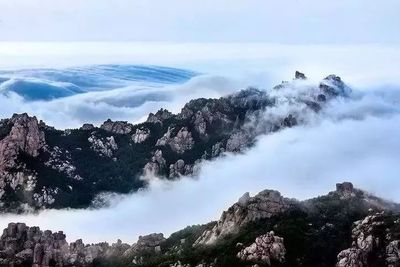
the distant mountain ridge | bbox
[0,72,349,211]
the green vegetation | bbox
[92,194,381,267]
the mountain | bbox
[0,182,399,267]
[0,72,349,212]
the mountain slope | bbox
[0,72,349,211]
[0,182,399,267]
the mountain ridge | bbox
[0,72,349,212]
[0,182,399,267]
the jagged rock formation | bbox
[132,128,150,144]
[88,134,118,158]
[100,119,134,134]
[237,231,286,265]
[0,183,399,267]
[194,190,294,246]
[0,113,45,164]
[0,73,351,211]
[146,109,173,124]
[143,149,166,176]
[336,211,400,267]
[80,124,94,131]
[0,113,45,203]
[156,127,194,154]
[295,71,307,80]
[123,233,166,264]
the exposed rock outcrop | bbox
[225,131,251,152]
[194,190,294,246]
[295,71,307,80]
[156,127,194,154]
[123,233,165,260]
[80,123,95,131]
[143,149,166,176]
[132,128,150,144]
[0,183,399,267]
[88,134,118,157]
[0,113,45,170]
[320,74,349,97]
[336,211,400,267]
[237,231,286,265]
[0,114,46,203]
[147,109,173,124]
[0,73,353,211]
[100,119,133,134]
[43,146,81,180]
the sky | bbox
[0,0,399,43]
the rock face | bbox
[0,223,158,267]
[320,74,349,97]
[386,240,400,267]
[0,223,69,266]
[0,113,45,170]
[237,231,286,265]
[0,183,399,267]
[88,134,118,157]
[336,182,356,199]
[194,190,293,246]
[0,73,352,211]
[80,123,94,131]
[143,149,166,176]
[132,128,150,144]
[100,119,133,134]
[147,108,173,124]
[295,71,307,80]
[336,212,400,267]
[0,114,45,202]
[123,233,165,260]
[156,127,194,154]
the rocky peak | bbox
[194,189,293,246]
[0,223,134,267]
[147,108,173,124]
[0,113,45,170]
[237,231,286,265]
[295,71,307,80]
[336,211,400,267]
[137,233,165,248]
[80,123,95,131]
[335,182,356,199]
[123,233,166,259]
[100,119,133,134]
[156,127,194,154]
[132,127,150,143]
[228,88,271,110]
[319,74,348,97]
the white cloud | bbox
[0,43,399,130]
[0,83,399,244]
[0,74,240,129]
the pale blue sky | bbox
[0,0,399,43]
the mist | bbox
[0,43,399,129]
[0,83,399,244]
[0,74,240,129]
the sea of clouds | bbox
[0,43,399,244]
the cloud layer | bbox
[0,81,399,244]
[0,73,240,129]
